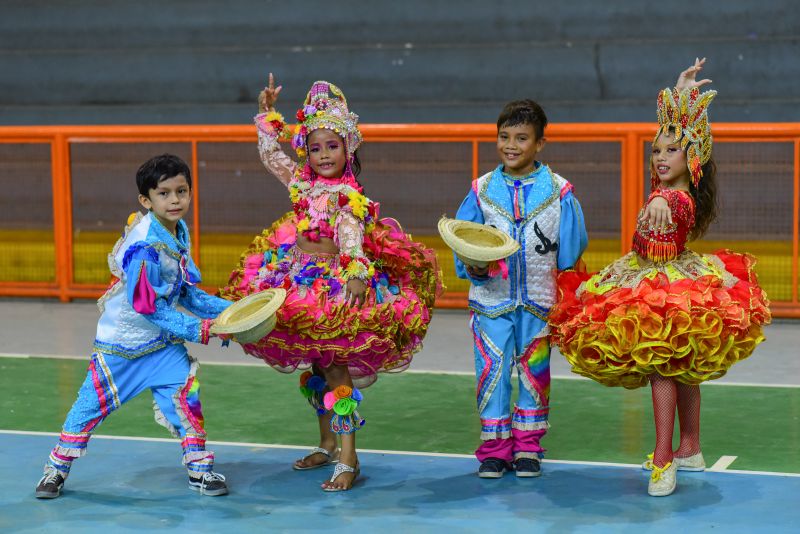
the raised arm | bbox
[254,72,296,187]
[675,57,712,92]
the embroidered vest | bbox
[468,166,566,320]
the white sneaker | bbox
[648,461,677,497]
[642,452,705,472]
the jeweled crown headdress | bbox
[290,81,363,160]
[653,87,716,189]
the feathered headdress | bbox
[290,81,363,161]
[653,87,716,189]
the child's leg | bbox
[675,382,701,457]
[148,346,215,478]
[295,363,337,469]
[44,352,151,478]
[512,327,550,463]
[320,363,363,491]
[649,374,677,467]
[471,312,515,464]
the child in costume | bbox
[220,74,441,491]
[454,99,588,478]
[35,154,232,499]
[549,59,771,496]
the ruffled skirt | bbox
[549,249,771,389]
[219,213,442,387]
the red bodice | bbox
[632,189,695,262]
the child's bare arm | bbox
[675,58,712,92]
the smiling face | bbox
[496,122,545,177]
[651,131,691,190]
[307,128,347,179]
[138,174,191,234]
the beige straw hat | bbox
[437,216,520,268]
[210,288,286,344]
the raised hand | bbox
[258,72,283,113]
[675,58,712,92]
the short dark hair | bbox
[136,154,192,196]
[497,99,548,139]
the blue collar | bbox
[497,162,546,186]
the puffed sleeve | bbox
[454,188,491,286]
[557,190,589,270]
[122,242,204,343]
[254,112,296,187]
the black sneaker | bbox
[188,471,228,496]
[515,457,542,478]
[35,467,65,499]
[478,458,510,479]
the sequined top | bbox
[632,189,695,263]
[255,112,377,277]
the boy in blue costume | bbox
[35,154,232,498]
[455,100,588,478]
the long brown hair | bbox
[688,157,718,240]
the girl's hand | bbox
[639,196,673,234]
[466,264,489,277]
[345,278,367,307]
[675,58,712,92]
[258,72,282,113]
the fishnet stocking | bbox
[649,374,676,467]
[675,382,701,457]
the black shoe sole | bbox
[515,470,542,478]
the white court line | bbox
[1,352,798,388]
[3,429,799,478]
[709,455,738,471]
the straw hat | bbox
[211,288,286,344]
[437,216,520,268]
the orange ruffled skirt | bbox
[549,249,770,389]
[219,213,443,388]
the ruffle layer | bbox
[219,213,442,387]
[550,249,771,389]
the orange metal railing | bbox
[1,123,798,317]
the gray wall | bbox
[1,0,799,125]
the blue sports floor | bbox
[2,431,798,533]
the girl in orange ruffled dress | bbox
[549,59,770,497]
[220,74,441,491]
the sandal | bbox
[292,447,340,471]
[322,461,360,492]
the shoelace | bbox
[39,468,61,486]
[650,461,672,482]
[199,471,226,490]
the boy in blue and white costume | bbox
[35,154,232,499]
[455,100,588,478]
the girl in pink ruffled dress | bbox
[220,74,442,491]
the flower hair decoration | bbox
[290,81,363,161]
[653,87,717,189]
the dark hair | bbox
[688,157,718,240]
[351,150,362,178]
[497,99,548,139]
[136,154,192,196]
